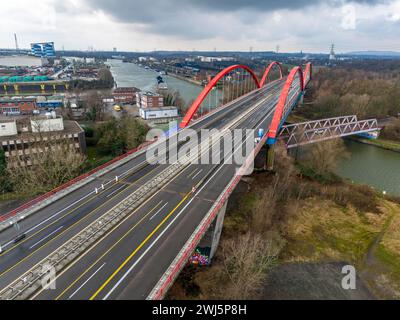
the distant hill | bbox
[346,51,400,57]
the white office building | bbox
[139,107,178,120]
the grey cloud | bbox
[79,0,397,48]
[84,0,390,20]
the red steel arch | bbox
[267,66,304,141]
[259,61,283,87]
[303,62,312,88]
[179,65,261,128]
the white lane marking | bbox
[191,169,203,180]
[149,203,169,221]
[118,161,147,179]
[106,185,126,198]
[29,226,64,250]
[68,263,106,300]
[1,191,96,249]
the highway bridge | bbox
[0,61,375,300]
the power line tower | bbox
[14,33,19,53]
[329,43,336,61]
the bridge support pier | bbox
[264,144,275,171]
[191,201,227,265]
[299,92,305,104]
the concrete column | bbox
[299,92,304,104]
[209,201,227,260]
[265,144,275,171]
[192,201,228,265]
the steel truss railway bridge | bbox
[0,61,379,300]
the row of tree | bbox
[301,67,400,120]
[85,116,149,157]
[70,67,114,90]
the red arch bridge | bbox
[0,61,378,300]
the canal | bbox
[107,59,203,105]
[107,59,400,197]
[336,140,400,196]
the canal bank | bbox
[292,139,400,197]
[335,139,400,196]
[348,136,400,153]
[166,72,203,86]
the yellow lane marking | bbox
[0,162,152,258]
[89,191,192,300]
[47,200,163,300]
[0,166,160,278]
[35,164,192,300]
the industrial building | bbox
[136,92,164,108]
[0,115,86,168]
[0,98,38,115]
[112,87,140,105]
[36,96,64,108]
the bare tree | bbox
[306,139,349,175]
[220,233,279,300]
[8,138,85,195]
[86,91,105,121]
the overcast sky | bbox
[0,0,399,53]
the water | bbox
[0,55,41,67]
[335,140,400,196]
[106,59,203,105]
